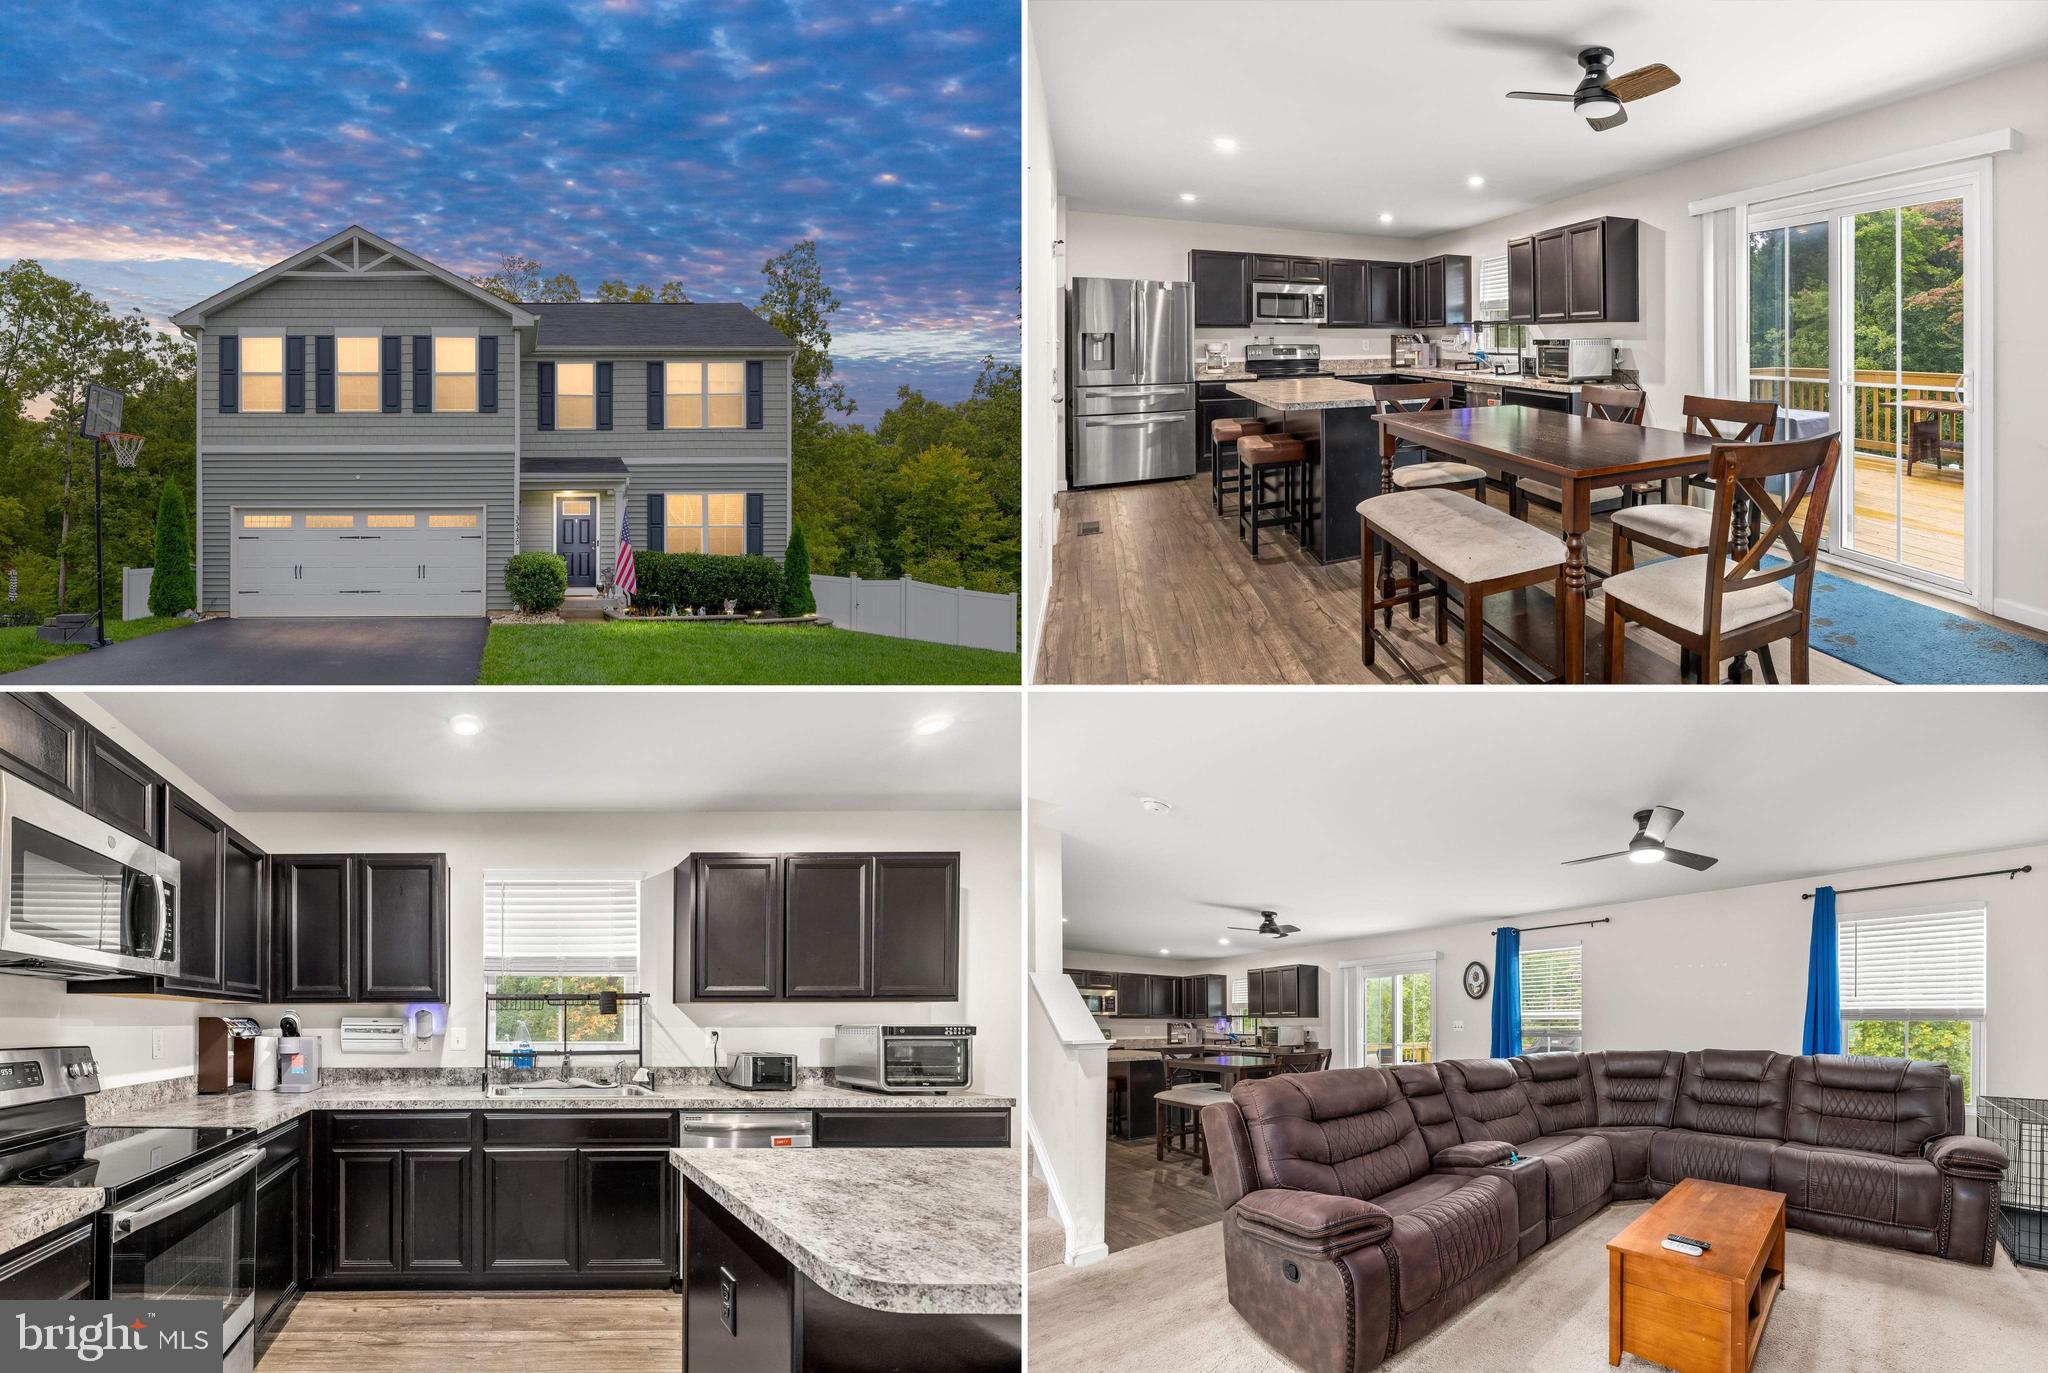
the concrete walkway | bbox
[0,617,488,685]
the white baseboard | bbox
[1992,595,2048,634]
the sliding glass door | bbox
[1355,963,1433,1067]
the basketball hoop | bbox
[101,432,144,468]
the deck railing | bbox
[1748,367,1964,462]
[1362,1041,1434,1065]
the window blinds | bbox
[1520,945,1583,1025]
[1838,906,1986,1018]
[1229,973,1249,1014]
[482,876,640,977]
[1477,254,1510,308]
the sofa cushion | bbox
[1673,1049,1790,1139]
[1392,1063,1462,1157]
[1232,1068,1430,1202]
[1564,1126,1659,1188]
[1235,1188,1393,1258]
[1438,1058,1542,1146]
[1371,1173,1519,1314]
[1771,1142,1942,1232]
[1649,1128,1777,1191]
[1588,1050,1679,1128]
[1517,1133,1615,1221]
[1514,1053,1595,1132]
[1785,1055,1951,1157]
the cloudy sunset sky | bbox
[0,0,1020,415]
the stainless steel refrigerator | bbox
[1065,277,1195,487]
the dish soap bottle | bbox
[512,1020,535,1071]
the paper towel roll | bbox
[252,1035,280,1091]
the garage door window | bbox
[367,514,416,528]
[240,334,284,413]
[242,514,291,529]
[664,492,745,554]
[305,514,354,529]
[434,334,477,413]
[337,334,380,412]
[429,513,477,529]
[557,363,596,430]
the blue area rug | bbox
[1797,567,2048,684]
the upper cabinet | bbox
[1189,251,1253,328]
[220,828,269,1000]
[1244,964,1320,1018]
[1249,255,1323,284]
[1328,260,1409,330]
[0,694,87,808]
[161,789,226,994]
[82,731,162,848]
[679,851,962,1002]
[1533,229,1570,322]
[1506,237,1537,324]
[1324,259,1369,328]
[1407,256,1472,329]
[275,853,448,1004]
[1519,217,1638,325]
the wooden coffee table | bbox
[1607,1178,1786,1373]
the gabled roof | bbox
[170,225,537,330]
[525,301,795,353]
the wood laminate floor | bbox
[257,1291,680,1372]
[1103,1135,1225,1255]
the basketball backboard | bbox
[80,383,123,440]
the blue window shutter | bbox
[412,335,432,413]
[646,361,664,429]
[314,336,335,413]
[285,335,305,413]
[536,361,555,429]
[645,493,665,552]
[381,335,401,413]
[218,335,239,413]
[596,361,613,430]
[745,492,764,555]
[745,360,764,429]
[478,335,498,414]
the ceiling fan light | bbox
[1579,93,1622,120]
[1628,846,1664,864]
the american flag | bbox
[613,502,637,596]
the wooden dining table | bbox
[1376,407,1717,683]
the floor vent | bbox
[1078,521,1102,536]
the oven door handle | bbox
[109,1146,262,1238]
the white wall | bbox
[1023,20,1064,673]
[1071,843,2048,1097]
[1026,822,1108,1265]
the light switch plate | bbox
[1451,1019,1465,1033]
[149,1029,163,1060]
[449,1027,468,1051]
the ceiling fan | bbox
[1562,806,1718,871]
[1227,910,1301,940]
[1507,46,1680,131]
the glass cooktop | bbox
[0,1126,254,1199]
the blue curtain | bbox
[1801,885,1842,1054]
[1489,927,1521,1058]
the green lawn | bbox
[0,616,188,674]
[478,620,1021,685]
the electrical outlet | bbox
[449,1027,467,1052]
[1451,1019,1466,1033]
[149,1029,163,1060]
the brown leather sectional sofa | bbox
[1200,1051,2009,1373]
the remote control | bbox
[1660,1238,1705,1257]
[1666,1233,1712,1252]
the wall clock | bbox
[1463,961,1490,999]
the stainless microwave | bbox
[1080,986,1117,1016]
[0,774,178,979]
[1254,281,1326,324]
[834,1025,974,1094]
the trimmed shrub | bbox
[505,552,568,613]
[148,480,196,617]
[629,552,785,615]
[781,525,816,617]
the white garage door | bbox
[231,509,486,617]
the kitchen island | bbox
[1226,376,1402,564]
[672,1146,1021,1371]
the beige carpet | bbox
[1029,1160,1066,1273]
[1027,1203,2048,1373]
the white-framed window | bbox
[1519,943,1582,1054]
[1347,954,1436,1069]
[240,332,284,413]
[557,361,596,430]
[1839,904,1986,1104]
[664,492,746,555]
[433,330,477,412]
[337,333,380,412]
[1228,973,1249,1015]
[666,360,745,429]
[484,873,642,1050]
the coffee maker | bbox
[196,1016,262,1094]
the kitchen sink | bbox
[486,1082,656,1098]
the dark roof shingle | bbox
[526,301,794,351]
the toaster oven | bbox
[833,1025,974,1094]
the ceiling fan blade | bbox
[1561,851,1630,866]
[1603,63,1679,103]
[1226,926,1263,933]
[1642,806,1684,844]
[1660,848,1719,872]
[1506,90,1576,101]
[1588,104,1629,131]
[1277,925,1301,934]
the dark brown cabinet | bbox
[578,1149,676,1276]
[330,1148,402,1277]
[1182,974,1226,1018]
[276,855,354,1001]
[357,854,448,1001]
[1507,236,1537,324]
[221,829,268,1000]
[813,1109,1011,1149]
[1249,255,1324,284]
[1189,250,1252,328]
[1366,262,1409,328]
[161,789,225,993]
[1288,257,1325,284]
[252,1120,306,1355]
[1145,973,1175,1019]
[1564,215,1640,322]
[0,693,86,807]
[401,1149,473,1273]
[1407,255,1472,328]
[1534,229,1570,322]
[483,1148,577,1276]
[1245,964,1319,1018]
[82,730,162,847]
[680,851,960,1002]
[1249,254,1290,282]
[1324,258,1369,327]
[0,1223,93,1299]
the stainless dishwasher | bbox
[677,1111,814,1149]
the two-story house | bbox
[169,225,797,617]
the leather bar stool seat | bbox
[1237,433,1311,556]
[1391,459,1488,493]
[1211,416,1266,516]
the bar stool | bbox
[1236,432,1309,556]
[1211,416,1264,516]
[1153,1084,1230,1173]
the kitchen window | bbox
[556,362,596,430]
[336,333,380,412]
[483,873,641,1049]
[433,332,477,413]
[1519,943,1582,1054]
[239,333,284,413]
[664,492,745,555]
[666,361,745,429]
[1839,904,1985,1103]
[1229,973,1249,1014]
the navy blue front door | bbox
[558,499,596,587]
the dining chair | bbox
[1153,1084,1230,1172]
[1371,382,1488,624]
[1274,1049,1332,1074]
[1506,383,1646,524]
[1601,432,1840,684]
[1612,394,1780,551]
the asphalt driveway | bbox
[0,617,488,685]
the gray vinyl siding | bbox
[628,464,790,561]
[520,354,790,463]
[519,488,614,575]
[200,454,516,612]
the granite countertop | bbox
[1106,1049,1162,1064]
[0,1187,102,1258]
[94,1083,1015,1132]
[1197,361,1616,396]
[671,1147,1021,1316]
[1227,377,1381,411]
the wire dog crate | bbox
[1976,1096,2046,1269]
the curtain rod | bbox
[1489,917,1610,936]
[1801,865,2030,900]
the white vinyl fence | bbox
[810,574,1016,654]
[122,567,153,620]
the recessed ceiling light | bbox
[1218,938,1231,946]
[1213,137,1238,153]
[1138,796,1173,814]
[1378,212,1393,225]
[912,713,954,736]
[1467,175,1485,188]
[1179,192,1197,202]
[449,714,482,737]
[1159,948,1170,956]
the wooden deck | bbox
[1847,453,1964,583]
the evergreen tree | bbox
[780,523,815,617]
[147,478,194,617]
